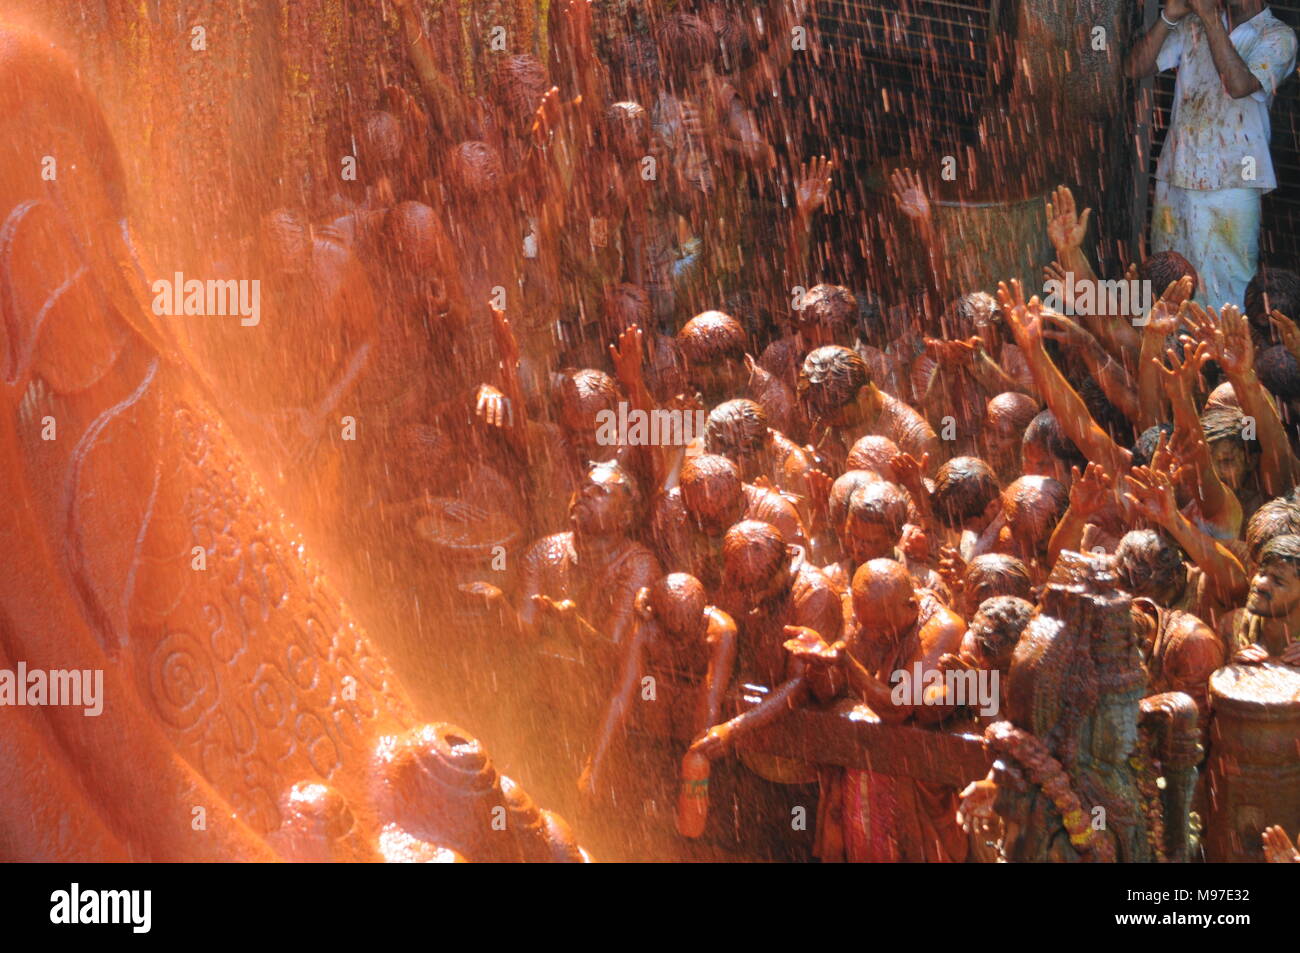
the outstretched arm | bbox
[580,596,653,796]
[1048,463,1114,565]
[1186,302,1300,497]
[1157,336,1242,538]
[1041,311,1140,424]
[891,167,952,314]
[784,156,834,283]
[998,280,1132,477]
[1124,464,1248,605]
[1124,0,1187,79]
[695,608,739,736]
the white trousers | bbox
[1151,181,1261,311]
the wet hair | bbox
[679,454,743,508]
[1247,497,1300,565]
[602,101,649,154]
[383,202,447,271]
[492,54,548,118]
[1257,344,1300,400]
[1200,406,1250,451]
[1022,410,1087,470]
[931,457,1001,528]
[447,140,504,191]
[1205,381,1240,410]
[846,481,910,533]
[963,554,1034,606]
[828,470,881,534]
[587,458,644,514]
[957,290,999,325]
[712,7,759,72]
[677,311,747,366]
[1002,476,1069,546]
[722,519,789,586]
[798,345,872,420]
[846,435,901,478]
[704,398,769,457]
[1115,529,1187,606]
[557,368,620,422]
[986,392,1040,435]
[1245,266,1300,334]
[796,284,858,334]
[1138,251,1198,299]
[1258,533,1300,571]
[649,573,707,634]
[654,13,717,83]
[357,110,404,167]
[969,596,1035,668]
[1131,423,1174,469]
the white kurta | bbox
[1152,9,1297,309]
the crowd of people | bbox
[220,1,1300,861]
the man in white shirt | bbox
[1126,0,1297,310]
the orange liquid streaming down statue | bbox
[0,20,580,863]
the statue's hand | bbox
[957,778,998,832]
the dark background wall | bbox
[802,0,1300,288]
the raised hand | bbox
[1041,310,1095,348]
[1186,301,1253,377]
[1124,464,1180,525]
[1269,309,1300,360]
[1045,185,1092,252]
[890,167,931,222]
[1156,337,1210,406]
[1262,825,1300,863]
[996,280,1044,350]
[938,545,967,590]
[796,155,835,218]
[609,324,646,392]
[1160,275,1195,309]
[924,336,982,365]
[475,383,513,429]
[1069,463,1113,518]
[890,451,931,491]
